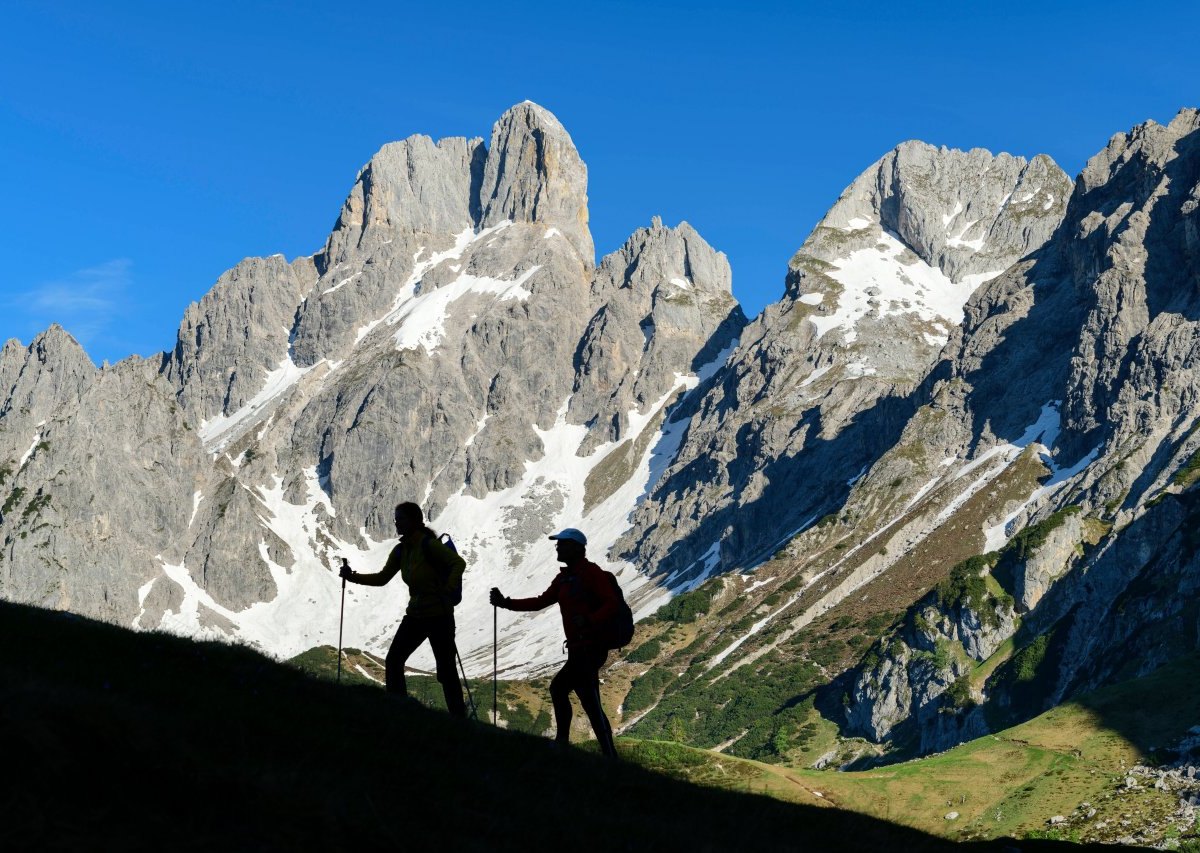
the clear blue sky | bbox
[2,0,1196,365]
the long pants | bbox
[549,647,617,757]
[385,613,466,718]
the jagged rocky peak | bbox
[480,101,593,262]
[1078,108,1200,196]
[166,253,319,423]
[1052,108,1200,475]
[318,134,487,271]
[284,102,593,370]
[593,217,734,300]
[289,133,488,369]
[0,325,96,433]
[570,217,746,452]
[803,140,1071,288]
[0,354,202,627]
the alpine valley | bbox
[4,102,1200,844]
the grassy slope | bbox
[3,600,1101,853]
[635,655,1200,846]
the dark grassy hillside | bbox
[0,602,1138,851]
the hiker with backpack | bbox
[340,502,468,717]
[489,527,624,758]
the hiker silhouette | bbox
[340,502,467,717]
[490,528,619,757]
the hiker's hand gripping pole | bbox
[493,602,498,726]
[337,558,349,683]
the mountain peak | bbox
[30,323,93,366]
[1080,108,1200,196]
[479,102,593,263]
[810,140,1069,285]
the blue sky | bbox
[1,0,1196,365]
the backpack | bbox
[599,571,635,651]
[423,532,463,606]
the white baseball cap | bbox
[548,527,588,546]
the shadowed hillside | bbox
[0,602,1143,851]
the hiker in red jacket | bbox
[490,528,618,757]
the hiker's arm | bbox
[343,546,402,587]
[493,581,557,611]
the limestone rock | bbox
[569,219,746,454]
[480,102,593,263]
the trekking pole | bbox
[493,604,498,726]
[454,645,478,720]
[337,558,348,684]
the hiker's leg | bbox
[385,615,428,697]
[573,649,617,758]
[549,660,575,743]
[427,614,466,718]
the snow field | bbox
[810,230,1000,344]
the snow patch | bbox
[464,414,490,448]
[946,229,986,251]
[799,363,834,388]
[844,361,877,378]
[17,424,44,469]
[809,230,992,343]
[708,609,775,667]
[982,402,1099,550]
[743,574,776,592]
[198,359,316,453]
[354,224,493,347]
[148,468,385,658]
[391,265,540,354]
[979,403,1099,549]
[322,271,362,295]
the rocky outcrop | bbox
[165,254,317,425]
[822,142,1070,283]
[289,135,486,367]
[843,554,1016,742]
[0,356,201,625]
[0,326,97,454]
[479,102,593,262]
[1008,510,1087,611]
[569,218,745,454]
